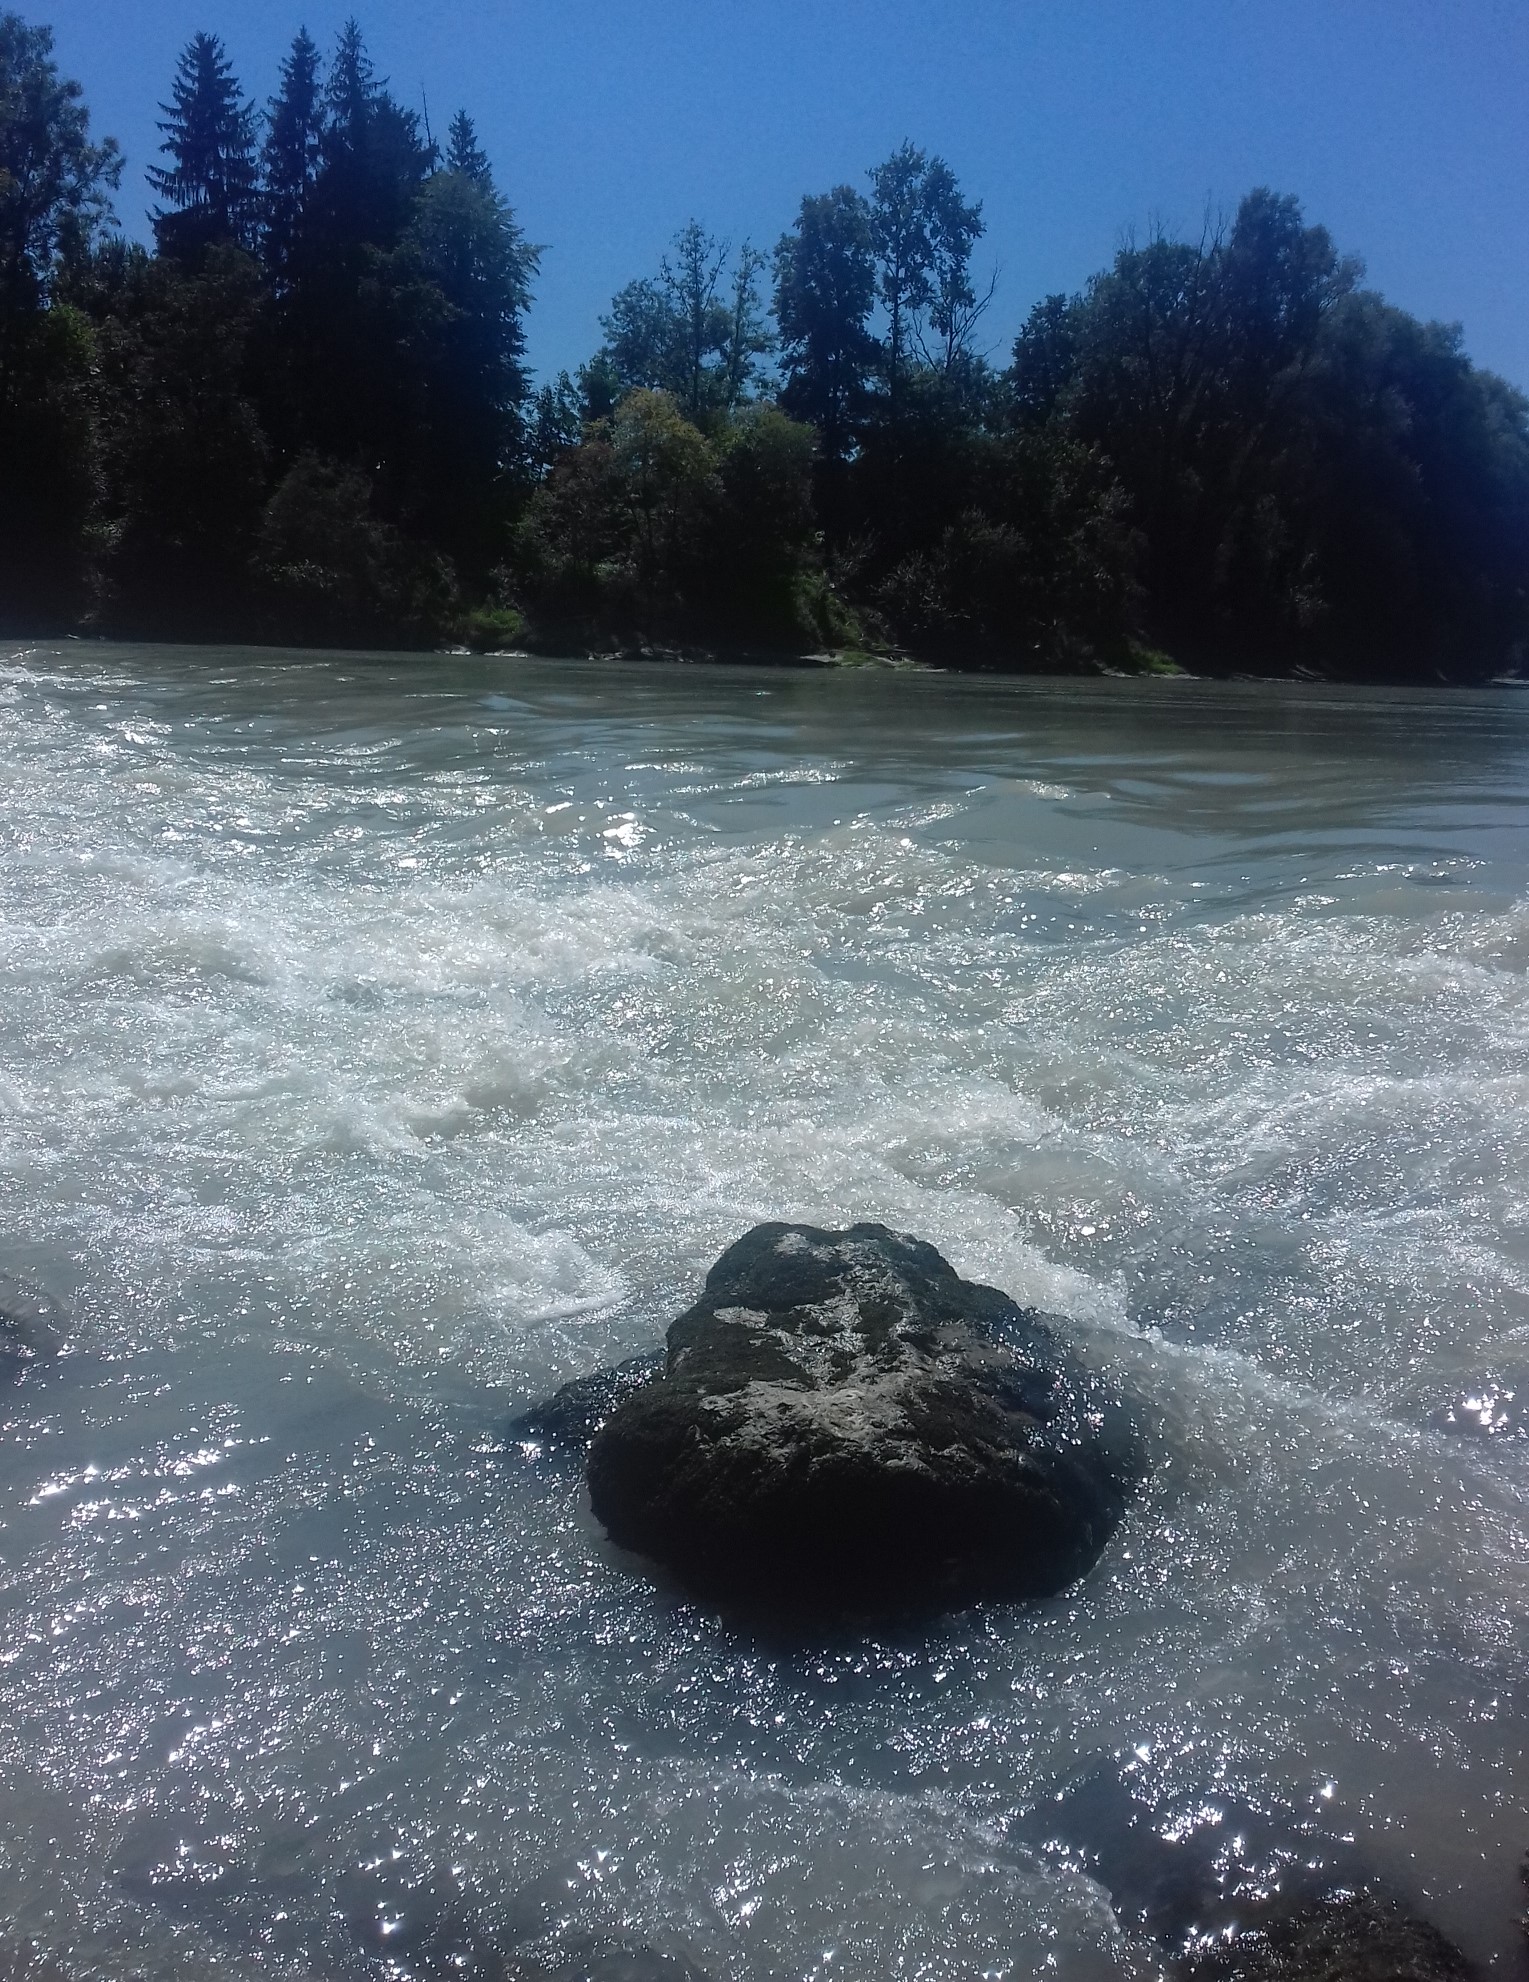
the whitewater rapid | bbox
[1,645,1527,1978]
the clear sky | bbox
[28,0,1529,390]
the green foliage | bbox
[460,601,526,650]
[872,430,1140,667]
[515,391,830,647]
[444,110,492,187]
[1,20,1525,680]
[254,453,456,646]
[0,297,99,623]
[0,11,120,312]
[867,143,985,411]
[773,186,878,464]
[1011,188,1529,676]
[596,221,770,424]
[91,245,269,631]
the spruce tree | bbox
[403,134,538,570]
[261,27,324,285]
[315,18,433,253]
[444,110,491,187]
[323,19,377,147]
[148,32,259,259]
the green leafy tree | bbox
[609,387,718,609]
[0,11,120,313]
[772,185,878,463]
[254,451,453,645]
[530,369,583,472]
[723,241,771,405]
[148,33,260,259]
[1010,293,1080,425]
[597,222,770,421]
[600,274,679,396]
[918,156,988,375]
[707,404,818,630]
[867,143,985,417]
[664,219,731,416]
[868,142,935,419]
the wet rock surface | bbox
[511,1353,665,1456]
[1176,1892,1474,1982]
[583,1221,1147,1616]
[1035,1761,1474,1982]
[0,1273,65,1375]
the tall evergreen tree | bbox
[148,32,259,259]
[261,27,324,286]
[401,134,539,569]
[445,109,491,186]
[314,18,433,253]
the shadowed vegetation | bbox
[3,15,1527,678]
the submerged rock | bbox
[0,1273,65,1375]
[1177,1891,1473,1982]
[1031,1760,1470,1979]
[511,1352,665,1457]
[584,1221,1146,1616]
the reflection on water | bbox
[2,645,1528,1977]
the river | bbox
[1,643,1527,1979]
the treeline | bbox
[4,13,1529,678]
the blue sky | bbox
[31,0,1529,390]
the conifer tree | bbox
[315,18,432,252]
[261,27,324,285]
[323,19,376,145]
[148,32,259,259]
[444,110,491,187]
[403,128,538,569]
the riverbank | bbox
[28,617,1527,685]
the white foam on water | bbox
[1,647,1527,1977]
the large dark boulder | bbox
[585,1222,1147,1616]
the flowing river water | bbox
[2,643,1528,1980]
